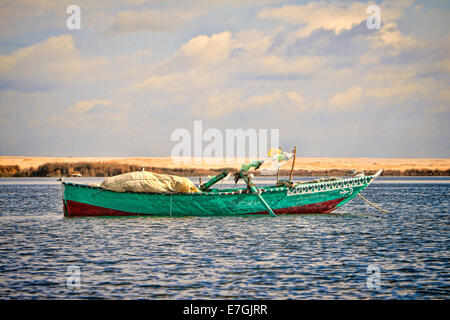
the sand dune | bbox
[1,156,449,171]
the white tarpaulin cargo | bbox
[100,171,200,194]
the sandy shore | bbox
[1,156,449,171]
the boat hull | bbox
[62,172,381,217]
[63,197,346,217]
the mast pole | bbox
[289,146,297,183]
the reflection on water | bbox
[0,177,448,299]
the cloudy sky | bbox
[0,0,449,158]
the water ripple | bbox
[0,178,449,299]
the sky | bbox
[0,0,449,158]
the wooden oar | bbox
[241,170,277,217]
[245,174,277,217]
[256,192,277,217]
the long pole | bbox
[289,146,297,183]
[256,193,277,217]
[246,175,277,217]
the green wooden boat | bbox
[61,168,382,217]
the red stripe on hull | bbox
[248,197,345,215]
[64,197,345,217]
[64,200,152,217]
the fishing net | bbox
[260,148,294,175]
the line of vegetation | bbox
[0,162,142,177]
[1,162,449,177]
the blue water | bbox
[0,177,448,299]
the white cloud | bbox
[70,99,118,113]
[365,79,430,101]
[368,22,422,54]
[129,72,216,94]
[188,89,309,119]
[123,28,324,118]
[259,1,367,37]
[190,89,242,118]
[162,31,238,72]
[243,90,307,111]
[329,86,365,110]
[0,34,110,90]
[258,0,414,37]
[136,29,323,89]
[241,54,324,76]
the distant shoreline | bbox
[0,156,449,177]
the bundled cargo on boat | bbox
[100,171,200,194]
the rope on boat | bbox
[358,194,390,213]
[92,188,105,197]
